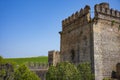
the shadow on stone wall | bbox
[111,63,120,80]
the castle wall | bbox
[47,2,120,80]
[48,50,60,66]
[60,5,93,65]
[93,3,120,80]
[31,69,47,80]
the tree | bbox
[0,56,4,64]
[46,65,57,80]
[46,62,80,80]
[0,56,14,80]
[14,64,40,80]
[77,62,94,80]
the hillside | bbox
[5,56,48,65]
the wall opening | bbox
[71,49,75,63]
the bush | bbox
[14,64,40,80]
[0,56,14,80]
[103,78,111,80]
[46,62,80,80]
[77,62,94,80]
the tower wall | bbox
[93,3,120,80]
[60,5,93,65]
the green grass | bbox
[4,56,48,65]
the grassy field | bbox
[4,56,48,65]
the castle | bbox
[48,2,120,80]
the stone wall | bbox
[60,5,93,65]
[27,62,48,69]
[93,2,120,80]
[31,69,47,80]
[26,62,48,80]
[48,50,60,66]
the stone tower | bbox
[93,3,120,80]
[60,5,91,64]
[59,2,120,80]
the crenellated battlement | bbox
[95,3,120,23]
[27,62,48,69]
[62,5,91,30]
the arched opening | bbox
[111,71,116,78]
[71,49,75,63]
[116,63,120,80]
[111,63,120,80]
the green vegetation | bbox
[111,20,115,26]
[0,56,16,68]
[77,62,94,80]
[5,56,48,65]
[2,56,95,80]
[14,64,40,80]
[118,25,120,31]
[46,62,80,80]
[46,62,94,80]
[0,56,4,63]
[103,78,111,80]
[0,56,41,80]
[0,56,14,80]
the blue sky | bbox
[0,0,120,58]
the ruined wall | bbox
[60,5,93,65]
[31,69,47,80]
[28,62,48,80]
[48,50,60,66]
[27,62,48,70]
[93,3,120,80]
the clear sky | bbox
[0,0,120,58]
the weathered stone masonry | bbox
[48,2,120,80]
[60,5,92,64]
[94,3,120,80]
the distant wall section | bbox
[48,50,60,66]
